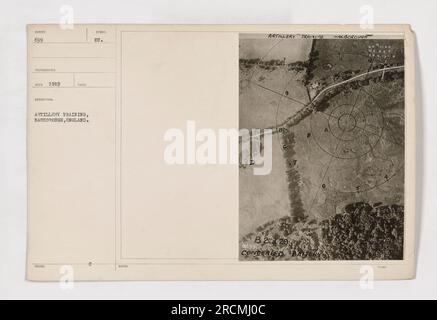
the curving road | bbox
[250,65,405,137]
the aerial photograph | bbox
[239,34,405,261]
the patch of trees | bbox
[241,202,404,261]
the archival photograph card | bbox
[27,25,416,281]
